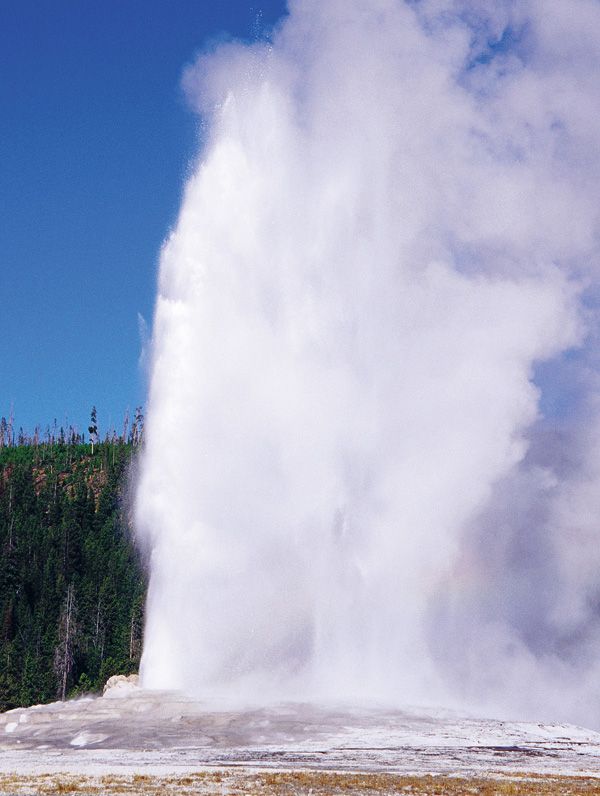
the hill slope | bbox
[0,442,146,709]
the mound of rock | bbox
[102,673,140,698]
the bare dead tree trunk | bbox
[54,583,77,701]
[61,584,74,701]
[129,614,135,660]
[94,594,104,652]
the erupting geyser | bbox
[135,0,600,725]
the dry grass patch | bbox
[1,770,600,795]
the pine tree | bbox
[88,407,98,455]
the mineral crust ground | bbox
[2,690,600,794]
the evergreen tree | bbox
[88,407,98,454]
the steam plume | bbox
[135,0,600,725]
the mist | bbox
[134,0,600,726]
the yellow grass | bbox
[1,769,600,795]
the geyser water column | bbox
[135,0,600,714]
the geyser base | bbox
[2,690,600,785]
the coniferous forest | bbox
[0,411,146,711]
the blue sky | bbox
[1,0,288,438]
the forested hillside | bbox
[0,433,146,710]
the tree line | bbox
[0,411,147,710]
[0,406,144,451]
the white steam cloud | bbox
[135,0,600,725]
